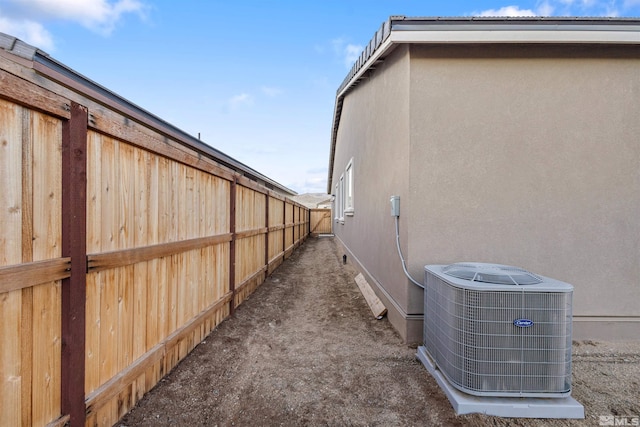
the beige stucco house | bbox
[328,17,640,344]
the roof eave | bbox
[327,17,640,193]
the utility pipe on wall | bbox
[390,195,424,289]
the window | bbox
[344,158,354,215]
[337,174,345,222]
[334,177,343,223]
[333,183,339,221]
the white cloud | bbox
[227,93,254,111]
[536,1,556,15]
[261,86,283,97]
[288,174,328,195]
[477,6,537,16]
[331,38,363,69]
[12,0,146,31]
[344,44,362,68]
[475,1,633,17]
[0,0,147,41]
[0,15,54,50]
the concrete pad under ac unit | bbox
[416,346,585,419]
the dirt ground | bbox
[118,237,640,427]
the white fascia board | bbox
[390,29,640,44]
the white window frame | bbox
[333,181,342,222]
[344,158,354,216]
[337,174,345,222]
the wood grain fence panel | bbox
[236,185,265,232]
[268,197,284,228]
[0,290,22,427]
[1,57,311,427]
[85,271,102,395]
[310,209,332,235]
[31,281,62,426]
[234,234,266,306]
[133,148,149,366]
[294,206,300,244]
[267,197,285,271]
[164,160,181,370]
[268,230,284,263]
[99,267,118,387]
[254,188,266,231]
[100,136,117,254]
[235,185,247,232]
[31,110,62,262]
[0,98,22,267]
[284,202,294,255]
[85,131,102,395]
[0,100,66,427]
[117,143,135,379]
[116,265,134,383]
[98,135,119,391]
[157,156,171,346]
[146,156,160,355]
[86,131,102,254]
[201,174,213,332]
[215,178,230,235]
[30,109,63,425]
[118,142,135,250]
[20,106,33,427]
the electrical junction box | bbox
[390,196,400,217]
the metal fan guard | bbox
[442,262,543,285]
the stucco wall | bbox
[407,44,640,340]
[332,46,416,333]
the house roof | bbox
[327,16,640,192]
[0,32,297,197]
[292,193,333,209]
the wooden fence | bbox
[0,45,308,427]
[309,209,332,235]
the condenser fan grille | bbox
[443,262,543,285]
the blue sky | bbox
[1,1,639,194]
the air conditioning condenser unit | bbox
[416,262,584,418]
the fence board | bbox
[146,156,160,354]
[284,202,294,255]
[20,105,34,426]
[0,98,22,266]
[0,98,67,426]
[133,148,149,362]
[0,259,70,293]
[0,68,70,119]
[1,54,309,427]
[30,109,63,425]
[87,234,232,271]
[31,281,61,426]
[20,286,33,427]
[310,209,332,235]
[32,110,62,261]
[0,289,22,426]
[85,131,102,395]
[85,271,101,394]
